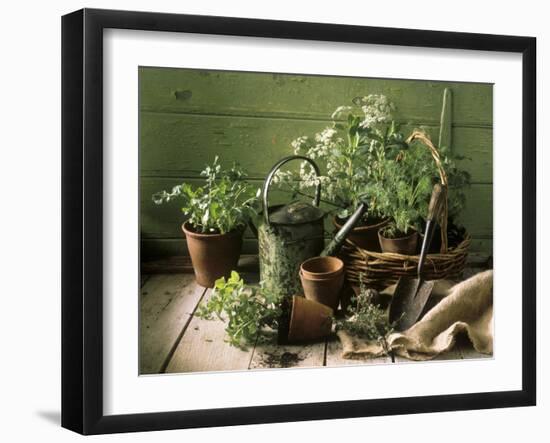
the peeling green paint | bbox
[258,221,324,299]
[139,67,494,259]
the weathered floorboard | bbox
[140,274,150,288]
[250,330,326,370]
[460,347,492,359]
[165,289,255,373]
[140,274,206,374]
[141,272,491,373]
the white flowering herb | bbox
[274,93,471,235]
[277,94,407,221]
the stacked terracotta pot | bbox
[300,256,345,311]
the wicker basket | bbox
[339,130,470,290]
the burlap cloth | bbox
[337,270,493,361]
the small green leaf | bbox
[214,277,226,288]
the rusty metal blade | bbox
[389,277,435,332]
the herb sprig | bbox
[153,157,259,234]
[196,271,282,347]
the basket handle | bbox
[405,130,449,253]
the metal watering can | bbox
[255,155,367,297]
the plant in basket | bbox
[152,157,260,288]
[341,131,473,291]
[274,94,408,251]
[402,132,472,253]
[375,128,473,255]
[375,142,435,255]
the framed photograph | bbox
[62,8,536,435]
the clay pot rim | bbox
[377,227,419,256]
[333,215,390,232]
[182,221,244,239]
[300,256,344,279]
[299,269,344,282]
[377,226,419,241]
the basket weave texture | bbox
[339,130,470,290]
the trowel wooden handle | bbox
[417,184,446,276]
[320,202,367,257]
[427,183,446,222]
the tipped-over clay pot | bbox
[287,295,333,343]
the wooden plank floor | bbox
[140,273,491,374]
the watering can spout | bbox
[320,201,368,257]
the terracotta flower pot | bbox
[377,228,419,256]
[287,295,333,343]
[333,216,390,252]
[182,221,244,288]
[300,256,344,279]
[300,257,345,310]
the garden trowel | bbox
[389,183,447,332]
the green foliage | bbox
[336,286,394,341]
[196,271,283,347]
[275,95,407,221]
[376,142,435,236]
[438,144,471,220]
[335,275,397,354]
[357,132,470,237]
[276,94,471,232]
[152,157,260,234]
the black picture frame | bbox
[62,8,537,435]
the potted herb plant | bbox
[153,157,259,288]
[377,210,422,255]
[375,144,434,255]
[275,94,408,251]
[197,271,333,347]
[375,135,471,255]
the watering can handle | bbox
[262,155,322,226]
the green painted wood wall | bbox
[139,67,493,259]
